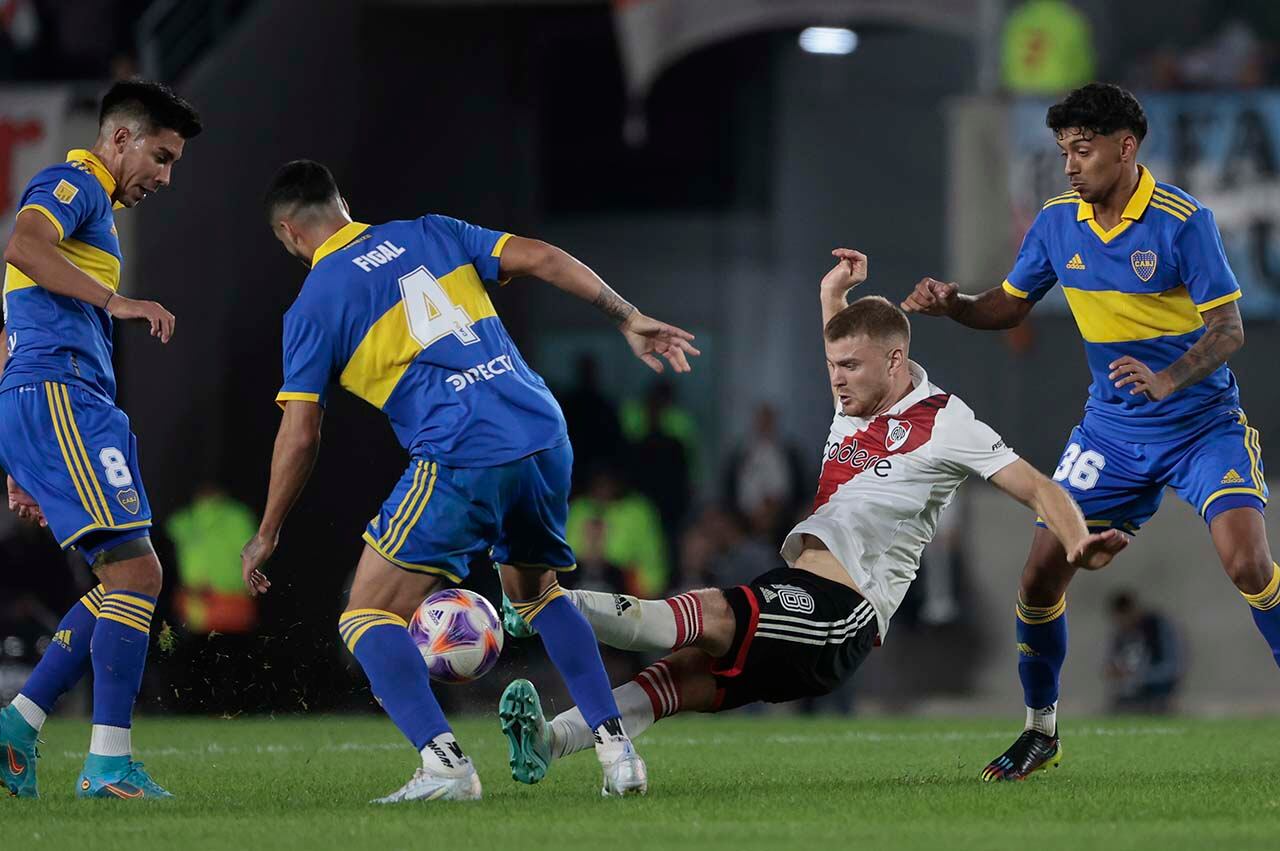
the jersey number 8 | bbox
[399,266,481,348]
[98,447,133,488]
[1053,443,1105,490]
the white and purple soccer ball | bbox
[408,588,504,684]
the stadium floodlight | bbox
[798,27,857,55]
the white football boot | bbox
[600,743,648,797]
[371,764,482,804]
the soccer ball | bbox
[408,588,504,683]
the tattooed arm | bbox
[1109,301,1244,401]
[497,235,700,373]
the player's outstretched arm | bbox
[989,458,1128,570]
[4,209,176,342]
[241,400,324,595]
[820,249,868,328]
[497,236,700,374]
[901,279,1032,331]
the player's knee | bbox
[691,589,735,658]
[1222,549,1273,595]
[97,551,163,598]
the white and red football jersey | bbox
[780,362,1018,641]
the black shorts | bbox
[711,567,877,711]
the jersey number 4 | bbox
[399,266,480,348]
[1053,443,1105,490]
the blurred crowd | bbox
[0,0,147,82]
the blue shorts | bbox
[1042,408,1267,533]
[361,441,576,582]
[0,382,152,560]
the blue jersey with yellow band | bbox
[277,216,567,467]
[1,150,123,402]
[1004,165,1241,440]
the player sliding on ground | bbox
[496,250,1127,782]
[0,81,200,801]
[241,161,699,803]
[903,82,1279,782]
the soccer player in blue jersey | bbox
[904,83,1279,780]
[0,81,201,800]
[241,160,699,802]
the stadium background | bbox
[1,0,1277,724]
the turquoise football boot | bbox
[77,755,174,800]
[0,704,40,799]
[499,679,552,784]
[492,562,537,638]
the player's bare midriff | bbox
[792,534,863,594]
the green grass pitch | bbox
[6,714,1279,850]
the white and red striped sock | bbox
[567,588,705,652]
[665,593,704,650]
[549,679,662,761]
[634,659,682,720]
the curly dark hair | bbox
[1046,82,1146,143]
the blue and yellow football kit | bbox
[277,216,573,581]
[1005,165,1265,529]
[0,150,151,558]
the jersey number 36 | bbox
[1053,443,1105,491]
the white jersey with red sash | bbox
[781,362,1019,640]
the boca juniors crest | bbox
[885,419,912,451]
[1131,249,1158,282]
[116,488,140,515]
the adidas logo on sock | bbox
[1221,469,1246,484]
[1065,253,1086,270]
[1016,642,1039,657]
[53,629,73,650]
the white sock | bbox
[11,694,47,731]
[89,725,131,758]
[1025,703,1057,737]
[420,732,473,777]
[568,589,696,652]
[550,681,657,761]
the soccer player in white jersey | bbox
[497,249,1128,782]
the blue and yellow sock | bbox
[514,583,623,733]
[18,585,104,723]
[1016,595,1067,725]
[340,609,450,750]
[1242,563,1280,669]
[91,591,155,736]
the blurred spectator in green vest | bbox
[165,485,258,635]
[567,465,668,596]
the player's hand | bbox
[107,295,176,343]
[821,249,868,294]
[1109,356,1175,401]
[240,531,277,596]
[7,475,46,528]
[901,277,960,316]
[620,312,701,374]
[1067,528,1129,570]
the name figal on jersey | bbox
[351,240,407,272]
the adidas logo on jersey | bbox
[1221,469,1246,485]
[1065,253,1086,270]
[760,588,778,603]
[53,629,73,650]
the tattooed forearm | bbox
[592,282,637,325]
[1163,303,1244,394]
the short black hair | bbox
[264,159,342,221]
[1046,82,1147,143]
[100,80,202,139]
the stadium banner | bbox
[1010,91,1280,317]
[0,86,71,224]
